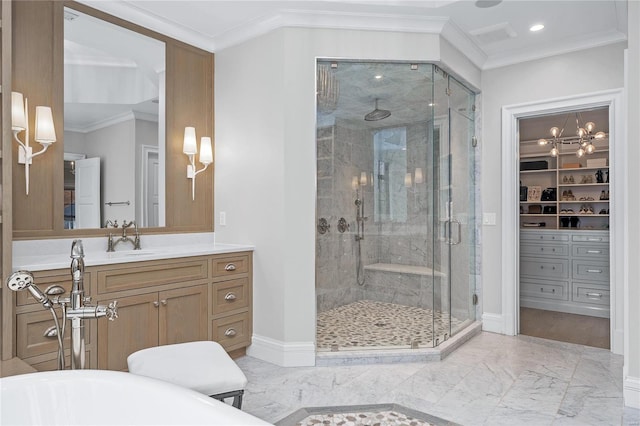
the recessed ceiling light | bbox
[475,0,502,8]
[375,75,383,80]
[530,24,545,32]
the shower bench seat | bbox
[364,263,446,277]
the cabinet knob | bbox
[224,292,237,301]
[161,299,167,306]
[224,328,237,337]
[224,263,237,272]
[153,301,159,307]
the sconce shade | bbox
[351,176,359,191]
[34,106,56,144]
[404,172,412,188]
[183,126,197,155]
[12,92,27,131]
[360,172,368,186]
[199,137,213,164]
[414,168,424,184]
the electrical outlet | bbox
[219,211,226,226]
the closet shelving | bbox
[519,137,610,230]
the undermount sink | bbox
[107,249,160,258]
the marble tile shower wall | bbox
[316,121,440,314]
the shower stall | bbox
[316,61,477,351]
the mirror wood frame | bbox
[11,1,214,240]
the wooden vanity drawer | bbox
[520,279,568,301]
[572,260,609,283]
[521,243,569,257]
[16,271,91,307]
[520,257,569,279]
[211,312,251,351]
[211,278,250,316]
[572,283,610,306]
[97,258,208,294]
[211,253,250,279]
[16,310,90,359]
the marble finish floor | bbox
[237,332,640,425]
[317,301,464,350]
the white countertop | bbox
[13,233,254,271]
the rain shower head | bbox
[364,98,391,121]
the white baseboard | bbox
[481,313,503,334]
[624,376,640,409]
[246,334,316,367]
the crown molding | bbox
[213,9,451,51]
[483,29,628,70]
[77,1,216,52]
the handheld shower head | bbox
[7,271,52,308]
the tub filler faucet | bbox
[106,219,141,252]
[6,239,118,370]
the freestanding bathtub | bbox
[0,369,270,425]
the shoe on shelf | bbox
[567,190,576,201]
[599,209,607,214]
[599,190,606,200]
[567,209,575,214]
[605,191,610,200]
[587,205,594,214]
[563,176,569,183]
[569,175,575,184]
[562,190,568,201]
[560,209,567,214]
[579,205,587,214]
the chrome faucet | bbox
[106,219,141,251]
[64,240,118,369]
[5,239,118,370]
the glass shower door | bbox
[432,72,476,346]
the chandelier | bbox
[537,113,606,158]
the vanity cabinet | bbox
[97,284,208,371]
[520,229,609,318]
[14,251,253,372]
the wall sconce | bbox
[12,92,57,195]
[404,167,424,188]
[183,126,213,200]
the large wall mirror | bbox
[63,6,165,229]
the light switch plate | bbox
[483,212,496,226]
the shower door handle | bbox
[451,219,462,245]
[443,219,462,245]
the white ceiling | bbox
[80,0,628,70]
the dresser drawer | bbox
[211,254,250,279]
[521,232,569,242]
[572,234,609,243]
[521,243,569,257]
[572,283,610,306]
[16,311,90,359]
[211,277,250,316]
[520,257,569,279]
[211,312,251,351]
[572,260,609,282]
[572,244,609,259]
[520,279,568,301]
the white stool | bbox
[127,341,248,409]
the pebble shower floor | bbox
[316,300,464,350]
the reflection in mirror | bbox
[373,127,408,223]
[63,7,165,229]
